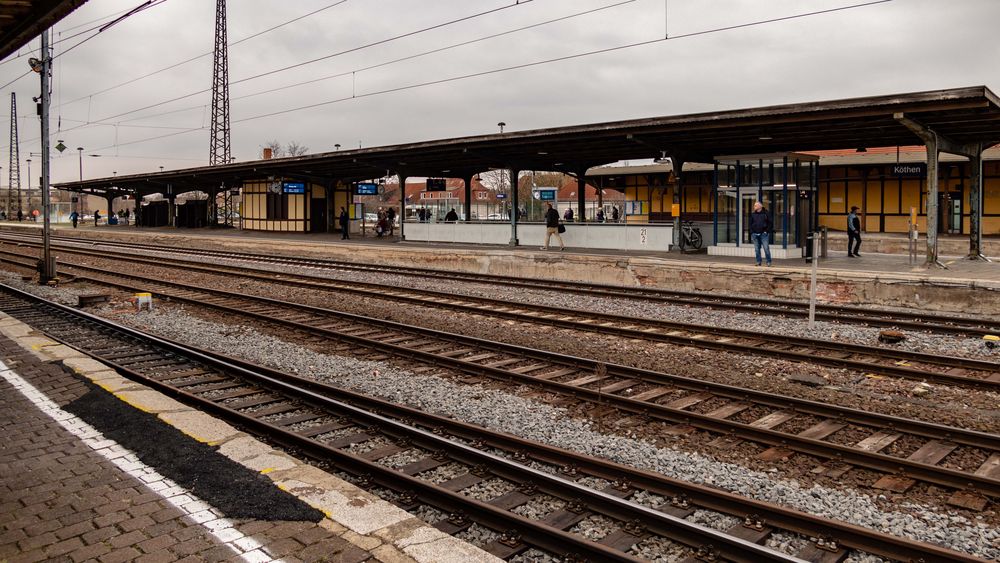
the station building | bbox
[588,145,1000,258]
[55,86,1000,264]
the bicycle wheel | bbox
[689,229,703,249]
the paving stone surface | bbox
[0,335,371,563]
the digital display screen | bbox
[426,178,447,191]
[537,190,556,201]
[283,182,306,194]
[354,183,379,195]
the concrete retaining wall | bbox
[3,224,997,315]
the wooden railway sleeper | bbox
[0,284,984,563]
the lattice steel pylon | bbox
[208,0,233,226]
[8,93,20,219]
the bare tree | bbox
[260,140,309,158]
[285,141,309,156]
[477,169,510,192]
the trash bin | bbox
[804,231,815,263]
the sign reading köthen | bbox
[892,163,926,177]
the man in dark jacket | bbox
[847,206,861,257]
[339,206,350,239]
[541,203,565,251]
[444,208,459,222]
[749,201,772,266]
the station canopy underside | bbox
[55,85,1000,199]
[0,0,86,59]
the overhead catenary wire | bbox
[53,0,350,110]
[77,0,539,127]
[6,0,541,149]
[72,0,638,128]
[86,0,892,154]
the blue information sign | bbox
[354,183,379,195]
[496,193,507,199]
[283,181,306,194]
[536,189,556,201]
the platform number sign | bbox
[639,228,648,246]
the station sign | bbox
[496,193,507,199]
[426,178,447,191]
[892,163,926,177]
[282,181,306,194]
[534,189,556,201]
[354,182,379,195]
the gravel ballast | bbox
[77,303,1000,559]
[2,272,998,560]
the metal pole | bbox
[808,232,819,330]
[40,30,54,281]
[77,147,83,215]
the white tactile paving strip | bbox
[0,361,278,563]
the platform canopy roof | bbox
[56,85,1000,197]
[0,0,87,59]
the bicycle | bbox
[680,221,703,250]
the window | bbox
[266,192,288,220]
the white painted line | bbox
[0,362,281,563]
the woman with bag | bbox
[541,202,565,251]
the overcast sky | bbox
[0,0,997,184]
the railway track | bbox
[2,241,998,390]
[0,282,987,563]
[5,253,999,509]
[2,230,998,337]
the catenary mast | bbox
[209,0,233,226]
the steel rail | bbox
[0,283,809,563]
[2,230,996,336]
[27,261,1000,498]
[1,243,996,389]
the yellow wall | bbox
[241,180,311,232]
[613,162,1000,235]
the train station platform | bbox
[1,221,997,314]
[0,310,498,563]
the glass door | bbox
[740,191,758,244]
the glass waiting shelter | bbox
[710,153,818,259]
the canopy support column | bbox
[895,112,992,266]
[967,145,989,261]
[509,168,519,245]
[576,170,586,222]
[671,158,685,252]
[397,173,407,241]
[464,174,473,221]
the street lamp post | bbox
[77,147,83,214]
[24,158,30,217]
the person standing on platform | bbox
[611,205,620,223]
[596,208,605,223]
[541,202,565,251]
[70,210,79,228]
[847,206,862,257]
[444,208,459,222]
[563,207,574,222]
[339,206,350,239]
[387,207,396,236]
[16,209,22,222]
[94,210,101,226]
[749,201,772,267]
